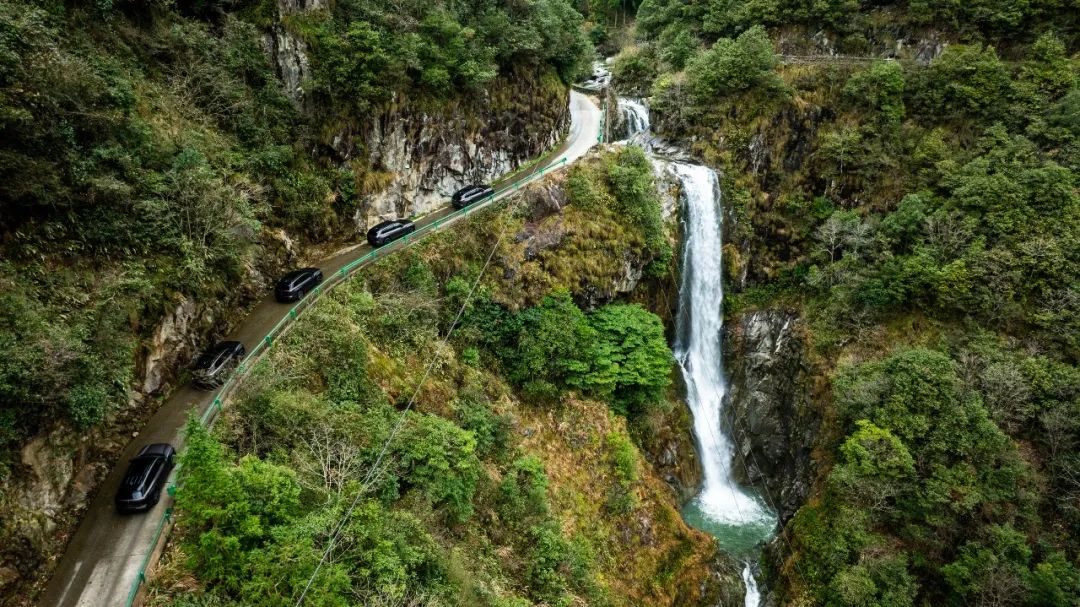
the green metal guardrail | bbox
[122,155,572,607]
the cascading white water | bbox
[671,163,776,605]
[671,163,776,552]
[617,98,650,141]
[743,562,763,607]
[607,93,776,604]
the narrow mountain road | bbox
[36,90,601,607]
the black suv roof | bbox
[280,267,319,282]
[136,443,173,458]
[194,341,241,370]
[371,219,408,230]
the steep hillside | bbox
[143,148,736,606]
[0,0,591,599]
[611,2,1079,605]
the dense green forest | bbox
[149,148,726,606]
[611,1,1079,605]
[0,0,591,474]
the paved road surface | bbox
[36,90,601,607]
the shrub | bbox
[394,412,481,522]
[498,455,550,522]
[685,26,778,102]
[911,45,1012,123]
[579,304,672,416]
[605,432,638,513]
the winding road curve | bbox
[36,90,601,607]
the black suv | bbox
[275,267,324,303]
[192,341,246,389]
[451,184,495,209]
[367,219,416,247]
[116,443,176,514]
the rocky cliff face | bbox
[723,309,819,522]
[263,0,569,231]
[350,80,568,229]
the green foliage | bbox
[657,25,698,71]
[685,26,779,102]
[604,432,638,513]
[844,61,906,130]
[702,0,780,37]
[498,455,550,522]
[790,348,1050,605]
[394,412,481,522]
[463,289,672,418]
[453,390,510,458]
[578,304,672,415]
[611,45,659,93]
[509,289,593,387]
[178,417,303,590]
[826,553,917,607]
[524,521,596,605]
[300,0,591,112]
[603,147,664,246]
[177,415,452,604]
[912,45,1012,123]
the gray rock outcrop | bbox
[723,309,819,522]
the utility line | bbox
[292,210,511,607]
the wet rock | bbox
[525,182,569,220]
[707,552,751,607]
[17,430,75,524]
[277,0,325,13]
[723,309,819,522]
[613,254,645,295]
[519,221,567,261]
[653,161,681,224]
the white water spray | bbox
[617,98,650,141]
[669,162,775,607]
[671,163,774,529]
[605,89,774,604]
[743,563,762,607]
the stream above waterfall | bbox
[615,96,777,605]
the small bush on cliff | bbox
[685,26,779,102]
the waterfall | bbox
[617,98,650,141]
[671,161,776,537]
[743,563,762,607]
[671,161,775,604]
[606,92,775,603]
